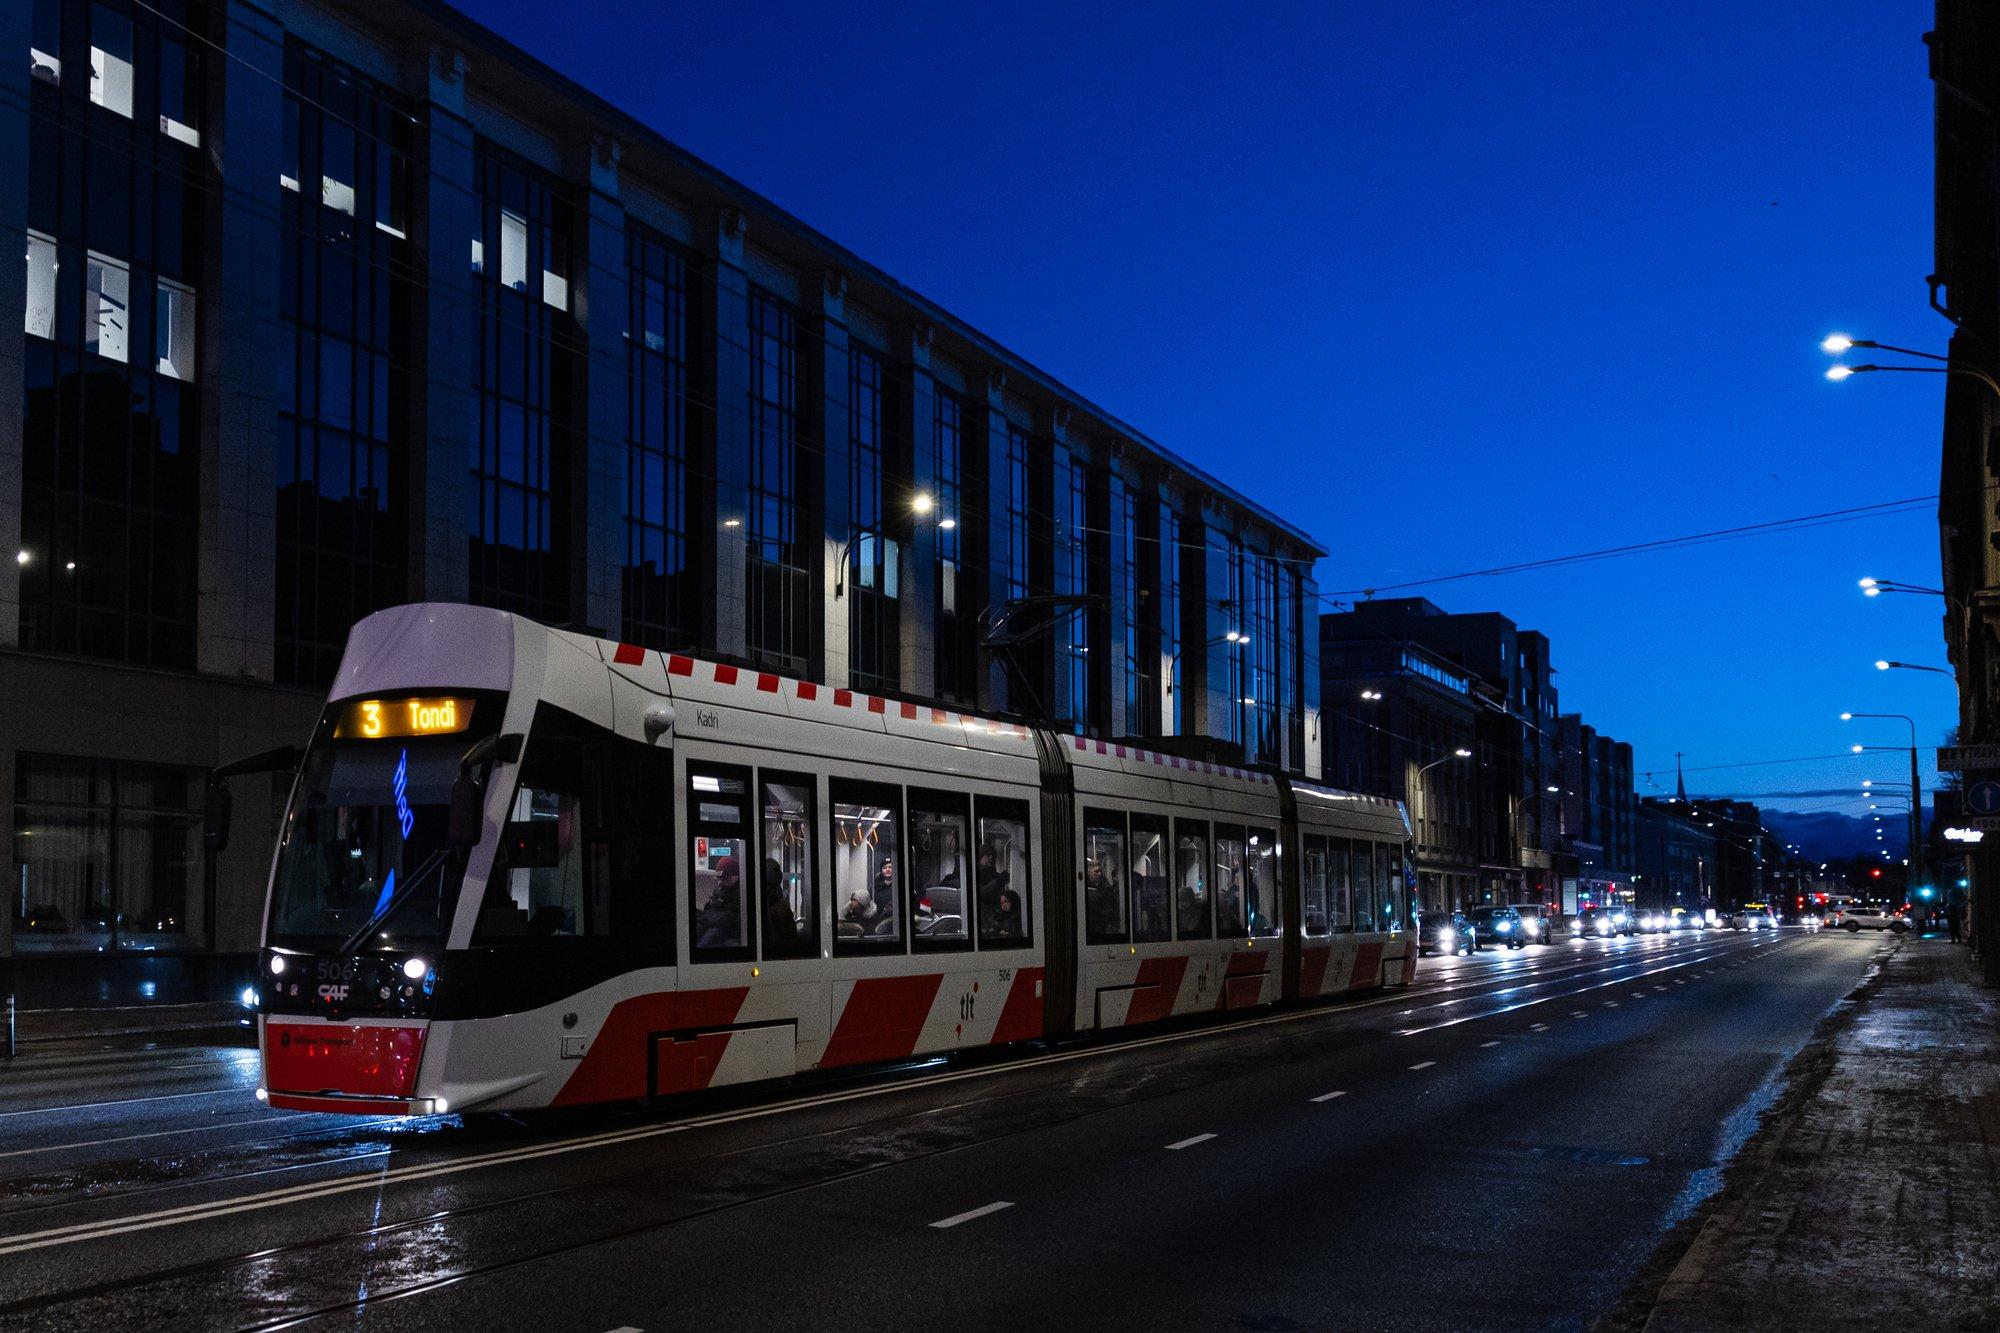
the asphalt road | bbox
[0,927,1884,1331]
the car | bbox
[1726,903,1777,931]
[1635,911,1671,934]
[1509,903,1555,944]
[1836,906,1908,934]
[1418,910,1477,956]
[1576,907,1631,939]
[1669,908,1709,932]
[1466,905,1528,949]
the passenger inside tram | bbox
[835,802,900,941]
[974,814,1029,944]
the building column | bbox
[409,47,478,605]
[196,1,286,680]
[709,210,750,660]
[813,272,852,687]
[979,369,1011,711]
[0,0,28,656]
[898,326,938,699]
[578,133,627,638]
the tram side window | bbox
[474,705,670,947]
[1327,838,1353,933]
[689,766,752,960]
[1403,846,1419,928]
[833,781,903,952]
[1379,842,1407,931]
[910,791,972,950]
[1083,810,1129,944]
[1302,834,1331,937]
[975,798,1032,948]
[481,712,611,940]
[1351,841,1378,932]
[1215,826,1248,937]
[1130,814,1170,943]
[759,775,817,960]
[1175,821,1211,940]
[1246,828,1279,937]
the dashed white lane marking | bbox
[1166,1133,1217,1151]
[1480,1041,1500,1048]
[1529,1023,1550,1032]
[1674,980,1686,985]
[1310,1090,1348,1103]
[931,1201,1014,1229]
[604,1326,643,1333]
[1632,992,1647,999]
[1570,1011,1587,1018]
[1409,1061,1437,1070]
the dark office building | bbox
[1555,714,1636,905]
[1321,600,1561,906]
[1635,798,1719,913]
[1320,635,1481,912]
[0,0,1325,997]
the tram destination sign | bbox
[1937,743,2000,772]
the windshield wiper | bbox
[335,848,452,958]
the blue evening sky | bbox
[463,0,1945,820]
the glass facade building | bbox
[0,0,1324,994]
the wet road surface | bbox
[0,928,1883,1331]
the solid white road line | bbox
[930,1201,1013,1229]
[1165,1134,1217,1151]
[0,1088,238,1120]
[1310,1091,1347,1103]
[1408,1061,1437,1071]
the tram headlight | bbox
[403,957,430,982]
[269,954,286,976]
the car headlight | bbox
[239,986,259,1009]
[1496,921,1511,931]
[1437,928,1454,943]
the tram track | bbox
[0,932,1766,1231]
[0,932,1793,1325]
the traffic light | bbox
[1959,877,1971,889]
[1871,868,1883,879]
[1917,886,1935,900]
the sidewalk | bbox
[7,1000,248,1046]
[1623,938,1999,1331]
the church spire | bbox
[1675,751,1687,802]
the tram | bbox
[246,604,1415,1115]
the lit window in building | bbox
[88,4,133,118]
[158,36,199,146]
[24,231,57,341]
[155,279,195,380]
[500,208,528,290]
[84,251,129,362]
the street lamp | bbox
[1411,748,1474,906]
[1821,334,2000,400]
[1875,659,1955,678]
[834,493,951,600]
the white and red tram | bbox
[252,604,1415,1115]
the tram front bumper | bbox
[261,1018,432,1114]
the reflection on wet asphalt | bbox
[0,931,1879,1332]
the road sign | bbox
[1937,744,2000,771]
[1970,781,2000,817]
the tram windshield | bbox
[267,695,498,952]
